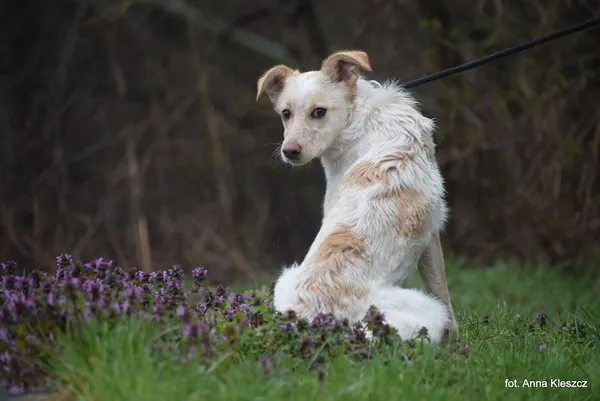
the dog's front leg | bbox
[417,232,459,344]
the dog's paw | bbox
[441,322,460,345]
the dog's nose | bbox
[282,142,302,160]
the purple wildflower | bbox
[261,356,274,374]
[176,305,192,324]
[98,296,109,310]
[48,292,56,306]
[121,300,131,315]
[192,267,208,282]
[1,261,18,274]
[181,351,194,364]
[83,304,93,321]
[279,323,296,333]
[311,315,325,327]
[226,305,238,318]
[134,286,145,302]
[23,297,37,314]
[183,323,199,338]
[9,384,24,395]
[56,254,74,268]
[136,271,146,282]
[230,292,245,304]
[176,305,186,318]
[167,279,183,291]
[13,277,24,290]
[0,351,11,363]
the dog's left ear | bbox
[321,50,372,85]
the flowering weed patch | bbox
[1,257,599,400]
[0,255,400,394]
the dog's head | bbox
[256,50,372,166]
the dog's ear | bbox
[256,65,296,102]
[321,50,372,85]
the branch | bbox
[137,0,301,67]
[296,0,329,59]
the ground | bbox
[6,260,600,401]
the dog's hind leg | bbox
[373,287,449,344]
[417,232,459,344]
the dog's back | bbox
[317,79,448,285]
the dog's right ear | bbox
[256,65,296,103]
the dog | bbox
[256,50,458,344]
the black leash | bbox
[402,15,600,89]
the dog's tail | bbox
[371,287,449,343]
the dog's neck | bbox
[320,139,362,187]
[319,79,383,190]
[316,80,380,215]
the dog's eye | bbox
[281,109,291,120]
[311,107,327,118]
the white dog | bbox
[256,50,458,344]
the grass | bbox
[39,260,600,401]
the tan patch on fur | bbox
[306,278,367,311]
[342,154,409,187]
[314,224,367,266]
[306,224,370,308]
[391,188,429,237]
[342,162,383,186]
[379,154,410,164]
[341,154,428,237]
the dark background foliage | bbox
[1,0,599,282]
